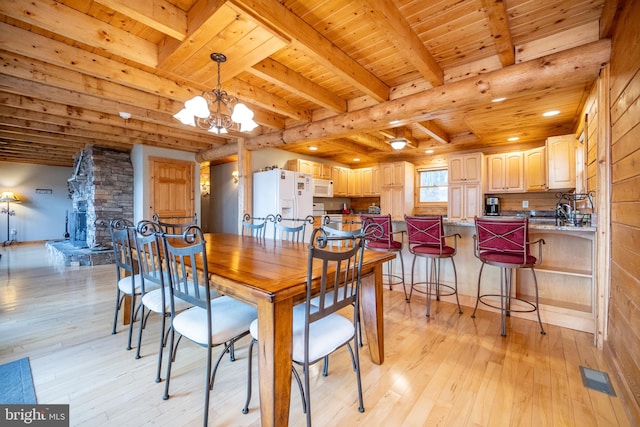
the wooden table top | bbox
[200,233,395,304]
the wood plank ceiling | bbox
[0,0,614,168]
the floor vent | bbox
[579,366,616,396]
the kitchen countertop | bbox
[443,218,596,232]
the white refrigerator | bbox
[252,169,314,241]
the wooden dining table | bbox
[195,232,394,427]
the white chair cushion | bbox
[141,288,191,313]
[117,274,146,295]
[250,304,354,364]
[172,296,257,346]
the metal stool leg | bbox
[531,268,546,335]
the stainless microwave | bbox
[313,178,334,197]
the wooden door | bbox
[149,157,195,219]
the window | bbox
[417,168,448,203]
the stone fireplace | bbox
[47,146,134,265]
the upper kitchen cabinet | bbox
[524,146,547,191]
[332,166,348,197]
[348,168,362,197]
[285,159,314,176]
[361,166,380,196]
[380,161,414,220]
[547,134,577,189]
[486,152,524,192]
[449,153,483,183]
[312,162,332,180]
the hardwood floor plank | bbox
[0,243,632,426]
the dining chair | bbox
[160,225,257,427]
[133,220,193,383]
[274,214,314,242]
[471,216,546,336]
[404,215,462,317]
[109,218,152,350]
[152,212,197,234]
[360,214,407,300]
[243,227,366,426]
[240,213,273,238]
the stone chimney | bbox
[68,146,134,249]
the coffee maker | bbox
[485,197,500,216]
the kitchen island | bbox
[395,218,597,337]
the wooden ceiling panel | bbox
[0,0,610,167]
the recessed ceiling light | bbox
[353,158,360,162]
[309,146,318,151]
[425,149,434,154]
[119,111,132,119]
[492,97,507,103]
[389,120,401,125]
[508,137,519,141]
[543,110,560,117]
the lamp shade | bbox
[0,191,20,203]
[389,139,407,150]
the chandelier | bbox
[173,53,258,134]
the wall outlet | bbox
[522,200,529,208]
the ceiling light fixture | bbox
[508,137,519,141]
[309,146,318,151]
[425,149,434,154]
[543,110,560,117]
[174,53,258,134]
[492,97,507,103]
[389,138,407,150]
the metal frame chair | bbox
[240,213,274,238]
[360,214,407,299]
[109,218,145,350]
[274,214,314,242]
[405,215,463,317]
[152,213,197,234]
[133,220,192,383]
[471,216,546,336]
[243,227,367,425]
[160,226,257,426]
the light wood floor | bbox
[0,243,632,426]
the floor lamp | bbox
[1,191,21,247]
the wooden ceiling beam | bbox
[344,133,393,152]
[481,0,515,66]
[0,92,217,146]
[249,58,347,113]
[230,0,389,102]
[415,121,451,144]
[358,0,443,87]
[197,40,611,161]
[0,23,291,129]
[93,0,187,41]
[0,0,158,68]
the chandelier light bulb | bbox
[185,96,211,118]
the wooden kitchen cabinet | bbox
[312,162,332,179]
[448,152,483,183]
[524,146,547,191]
[486,151,524,192]
[285,159,314,175]
[547,134,576,189]
[379,161,414,220]
[348,168,362,196]
[448,183,482,222]
[361,167,376,196]
[332,166,348,196]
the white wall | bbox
[0,161,73,242]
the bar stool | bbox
[360,214,406,299]
[405,215,462,316]
[471,216,546,336]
